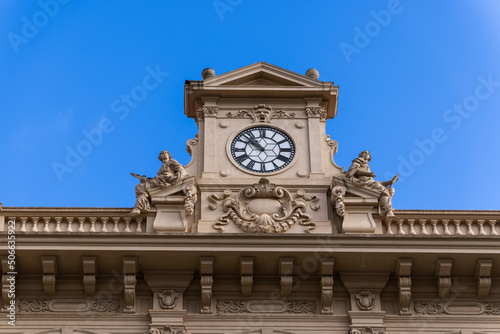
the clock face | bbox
[230,126,295,173]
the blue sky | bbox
[1,0,500,210]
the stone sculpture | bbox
[345,150,399,217]
[130,151,188,215]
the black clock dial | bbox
[230,126,295,173]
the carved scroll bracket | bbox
[200,257,214,314]
[476,259,493,298]
[41,256,57,296]
[397,259,412,315]
[280,258,294,296]
[123,257,137,314]
[331,185,346,217]
[240,257,254,297]
[320,258,334,315]
[436,259,452,299]
[82,256,97,296]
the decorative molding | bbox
[320,258,334,315]
[227,104,295,123]
[436,259,453,298]
[280,258,294,297]
[18,299,120,313]
[196,106,219,120]
[41,256,57,296]
[216,299,316,314]
[158,289,178,309]
[331,185,346,217]
[149,326,186,334]
[1,256,10,311]
[325,134,338,156]
[213,178,316,234]
[355,290,375,311]
[397,259,412,315]
[240,257,254,297]
[305,107,327,122]
[200,257,213,314]
[82,256,96,296]
[476,259,493,298]
[123,257,137,313]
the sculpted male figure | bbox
[345,150,399,217]
[130,150,187,215]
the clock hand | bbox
[247,137,265,151]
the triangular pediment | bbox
[204,61,326,88]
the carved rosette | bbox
[355,290,375,311]
[212,178,316,234]
[305,107,327,122]
[159,289,178,309]
[227,104,295,123]
[149,326,186,334]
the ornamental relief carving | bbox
[414,301,500,315]
[149,326,186,334]
[227,104,295,123]
[216,299,316,314]
[349,328,385,334]
[158,289,178,309]
[305,107,327,122]
[209,178,316,234]
[18,299,120,313]
[196,106,219,120]
[355,290,375,311]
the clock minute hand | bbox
[247,137,265,151]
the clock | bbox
[230,126,296,173]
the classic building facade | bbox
[1,62,499,333]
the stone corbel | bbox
[41,256,57,296]
[436,259,452,299]
[1,256,10,311]
[240,257,254,297]
[397,259,412,315]
[436,259,452,298]
[476,259,493,298]
[280,257,294,296]
[320,258,334,315]
[82,256,97,295]
[123,257,137,313]
[200,257,214,314]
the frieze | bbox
[211,178,316,234]
[216,299,316,314]
[227,104,295,123]
[414,301,500,315]
[18,298,120,313]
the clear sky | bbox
[1,0,500,210]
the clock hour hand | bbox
[247,137,265,151]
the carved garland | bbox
[211,178,316,234]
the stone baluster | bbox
[78,217,86,232]
[66,217,74,232]
[135,217,143,233]
[101,217,109,232]
[19,217,27,232]
[54,217,62,232]
[489,220,498,235]
[477,220,486,235]
[430,219,439,235]
[42,217,51,232]
[397,219,405,235]
[453,219,463,235]
[442,219,451,235]
[408,219,416,235]
[419,219,428,235]
[112,217,120,232]
[89,217,97,232]
[124,217,132,233]
[385,220,394,235]
[31,217,39,233]
[465,220,475,235]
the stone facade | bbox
[1,62,499,333]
